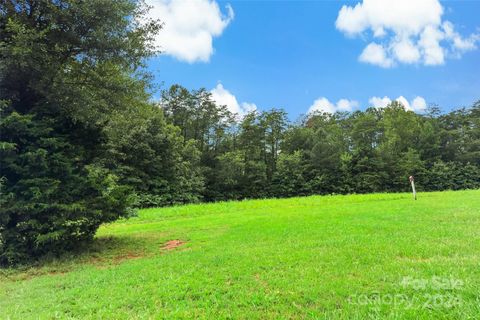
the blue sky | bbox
[146,0,480,118]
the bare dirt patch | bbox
[90,252,146,270]
[112,252,145,263]
[161,240,185,251]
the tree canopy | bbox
[0,0,161,265]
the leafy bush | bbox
[0,111,133,265]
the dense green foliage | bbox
[0,0,163,265]
[160,90,480,200]
[0,1,478,265]
[1,190,479,318]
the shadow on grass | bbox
[0,235,160,281]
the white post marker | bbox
[409,176,416,200]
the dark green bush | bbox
[0,0,159,265]
[0,110,133,265]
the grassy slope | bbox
[1,190,479,319]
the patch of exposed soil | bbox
[161,240,185,251]
[91,252,146,269]
[112,252,145,263]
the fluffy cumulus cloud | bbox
[368,95,427,112]
[359,43,393,68]
[308,97,359,114]
[368,96,392,109]
[210,84,257,117]
[144,0,234,63]
[336,0,479,67]
[411,96,428,112]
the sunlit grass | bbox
[1,190,479,319]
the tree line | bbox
[1,0,478,265]
[158,86,479,203]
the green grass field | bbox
[1,190,479,319]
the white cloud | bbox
[369,95,428,112]
[369,96,392,109]
[308,97,336,114]
[145,0,234,63]
[411,96,427,112]
[308,97,358,114]
[392,37,421,63]
[210,84,256,117]
[419,25,445,65]
[442,21,480,52]
[396,96,411,110]
[359,43,394,68]
[337,99,359,111]
[336,0,479,67]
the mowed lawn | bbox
[1,190,480,319]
